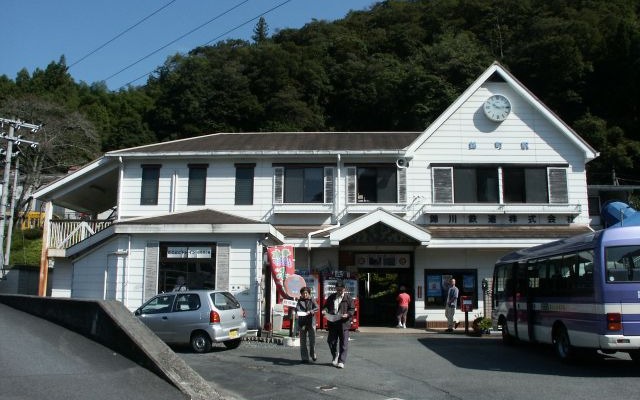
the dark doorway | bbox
[357,269,413,327]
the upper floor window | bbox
[141,164,160,205]
[432,166,568,204]
[273,165,334,204]
[235,164,255,205]
[347,165,406,204]
[188,164,208,205]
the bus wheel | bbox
[553,326,574,362]
[501,321,514,345]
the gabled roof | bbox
[330,208,431,246]
[106,131,420,157]
[405,61,599,161]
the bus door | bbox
[514,263,533,341]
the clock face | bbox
[483,94,511,122]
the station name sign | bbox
[167,246,212,259]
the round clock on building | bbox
[483,94,511,122]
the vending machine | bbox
[321,272,360,331]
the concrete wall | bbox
[0,294,220,400]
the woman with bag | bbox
[295,286,319,363]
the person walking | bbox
[445,278,459,332]
[396,286,411,328]
[322,280,355,369]
[295,287,319,363]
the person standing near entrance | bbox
[445,278,459,332]
[396,286,411,328]
[322,280,355,369]
[296,287,319,363]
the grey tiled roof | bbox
[108,131,421,154]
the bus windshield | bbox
[605,245,640,282]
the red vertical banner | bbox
[267,245,295,297]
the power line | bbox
[69,0,178,69]
[120,0,293,89]
[103,0,251,84]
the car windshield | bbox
[605,245,640,282]
[210,292,241,310]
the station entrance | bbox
[357,268,414,327]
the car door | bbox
[168,293,203,343]
[136,294,176,341]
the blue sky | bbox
[2,0,376,90]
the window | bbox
[158,243,216,293]
[431,165,568,204]
[188,164,208,205]
[454,167,498,203]
[347,165,406,204]
[141,164,160,205]
[503,167,548,203]
[273,166,334,204]
[424,269,477,309]
[235,164,255,205]
[140,294,175,314]
[174,294,201,312]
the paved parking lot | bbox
[180,327,640,400]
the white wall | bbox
[413,248,506,324]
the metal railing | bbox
[48,219,113,249]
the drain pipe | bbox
[306,153,342,271]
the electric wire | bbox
[120,0,293,89]
[68,0,178,69]
[103,0,251,84]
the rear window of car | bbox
[210,292,241,310]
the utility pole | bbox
[0,118,41,277]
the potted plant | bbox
[472,316,492,335]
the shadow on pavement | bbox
[417,335,640,378]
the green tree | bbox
[252,17,269,44]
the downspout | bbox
[306,153,342,271]
[124,234,131,308]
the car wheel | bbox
[223,338,242,349]
[190,332,212,353]
[553,325,574,362]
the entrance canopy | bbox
[330,208,431,246]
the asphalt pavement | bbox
[0,303,186,400]
[180,326,640,400]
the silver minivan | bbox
[134,290,248,353]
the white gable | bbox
[405,62,598,162]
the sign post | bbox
[460,296,473,334]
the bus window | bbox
[606,245,640,282]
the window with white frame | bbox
[346,165,406,204]
[432,166,568,204]
[273,165,334,204]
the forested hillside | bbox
[1,0,639,195]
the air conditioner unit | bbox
[396,157,409,169]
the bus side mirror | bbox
[481,279,488,292]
